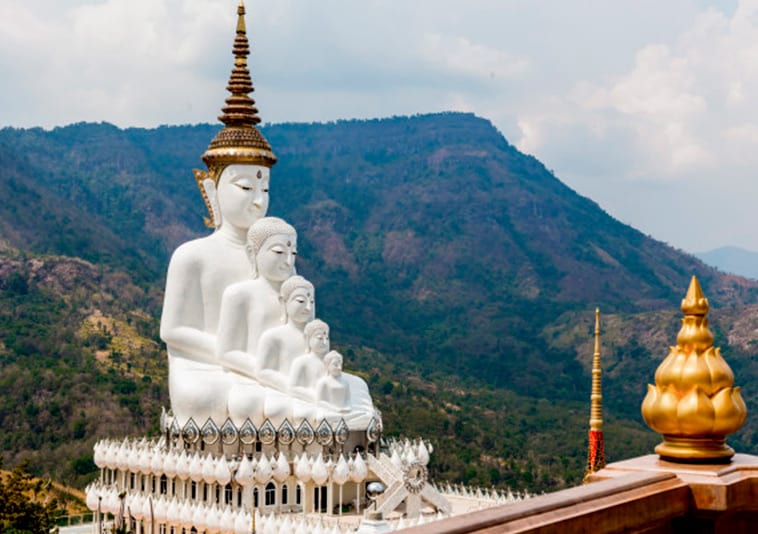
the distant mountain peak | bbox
[695,246,758,280]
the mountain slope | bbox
[263,114,758,398]
[0,244,165,487]
[1,113,756,491]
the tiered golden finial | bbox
[196,1,277,226]
[585,308,605,480]
[641,276,747,462]
[202,0,275,169]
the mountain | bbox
[695,245,758,280]
[0,244,165,487]
[1,113,756,492]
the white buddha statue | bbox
[256,275,315,390]
[160,0,277,427]
[316,352,378,429]
[217,217,298,379]
[316,351,351,413]
[217,218,299,426]
[289,319,330,401]
[252,276,315,425]
[161,164,271,425]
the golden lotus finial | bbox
[641,276,747,462]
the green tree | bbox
[0,461,61,534]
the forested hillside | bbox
[0,113,756,492]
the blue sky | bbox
[2,0,756,253]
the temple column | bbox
[327,481,335,516]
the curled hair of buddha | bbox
[324,350,343,369]
[246,217,296,276]
[280,275,314,303]
[304,319,329,346]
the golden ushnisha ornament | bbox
[641,276,747,462]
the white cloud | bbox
[599,45,706,119]
[525,42,712,179]
[0,0,233,127]
[508,0,758,250]
[1,0,757,251]
[421,33,529,85]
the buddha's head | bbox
[324,351,343,378]
[246,217,297,281]
[305,319,330,357]
[280,275,315,326]
[194,1,276,229]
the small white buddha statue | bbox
[288,319,330,401]
[229,275,313,426]
[316,352,378,429]
[256,275,316,391]
[316,351,351,412]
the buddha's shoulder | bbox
[292,353,319,367]
[170,235,213,261]
[343,373,368,390]
[170,235,243,265]
[261,323,289,338]
[215,280,256,306]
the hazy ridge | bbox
[696,245,758,280]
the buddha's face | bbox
[285,287,315,325]
[308,328,330,357]
[216,164,270,231]
[256,233,297,282]
[327,355,342,377]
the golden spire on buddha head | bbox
[196,1,277,227]
[641,276,747,462]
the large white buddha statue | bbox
[161,1,379,431]
[160,4,277,426]
[218,219,299,425]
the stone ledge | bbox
[399,471,689,533]
[589,453,758,512]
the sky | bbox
[1,0,757,253]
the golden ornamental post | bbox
[641,276,747,462]
[584,308,606,480]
